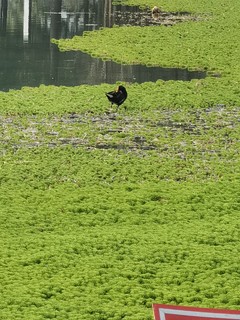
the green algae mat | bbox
[1,0,240,319]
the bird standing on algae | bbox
[106,85,128,111]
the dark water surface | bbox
[0,0,206,92]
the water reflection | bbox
[0,0,7,33]
[23,0,30,42]
[0,0,206,92]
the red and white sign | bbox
[153,304,240,320]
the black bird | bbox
[106,85,127,110]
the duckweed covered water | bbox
[1,0,240,319]
[0,80,240,319]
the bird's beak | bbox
[115,86,119,92]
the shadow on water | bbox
[0,0,206,91]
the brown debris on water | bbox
[112,6,201,27]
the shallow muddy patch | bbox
[0,106,239,157]
[112,6,201,27]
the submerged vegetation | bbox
[1,0,240,319]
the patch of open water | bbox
[0,0,206,92]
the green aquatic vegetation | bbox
[0,102,240,319]
[1,79,240,117]
[1,0,240,319]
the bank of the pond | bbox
[113,0,238,15]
